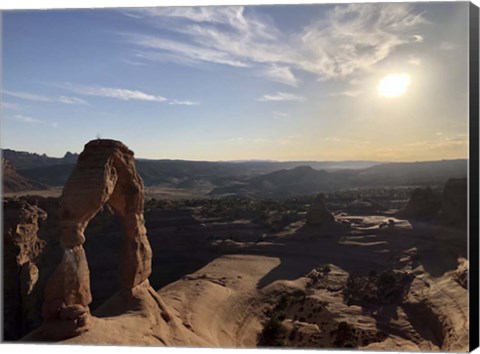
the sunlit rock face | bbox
[42,139,153,339]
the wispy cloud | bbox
[299,4,426,80]
[330,90,362,97]
[58,96,88,105]
[2,102,23,110]
[6,114,58,128]
[261,65,299,87]
[413,35,424,43]
[258,92,306,102]
[63,84,167,102]
[123,3,426,83]
[3,90,88,105]
[8,114,41,124]
[60,83,198,105]
[129,36,250,68]
[406,134,468,150]
[169,99,199,106]
[272,110,290,118]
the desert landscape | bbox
[1,1,474,351]
[2,139,469,351]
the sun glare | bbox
[378,73,411,98]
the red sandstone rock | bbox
[41,139,153,339]
[3,199,47,339]
[42,298,65,320]
[59,304,90,321]
[44,246,92,307]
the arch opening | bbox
[42,139,152,322]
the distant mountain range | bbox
[1,148,468,197]
[2,149,79,170]
[209,160,468,197]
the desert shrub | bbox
[291,289,306,298]
[376,271,396,289]
[276,294,289,311]
[344,270,409,306]
[288,327,298,341]
[322,265,332,274]
[343,274,378,305]
[332,321,358,348]
[257,315,286,347]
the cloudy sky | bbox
[1,2,470,161]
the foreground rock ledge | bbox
[39,139,155,340]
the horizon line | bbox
[0,147,468,165]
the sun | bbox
[378,73,411,98]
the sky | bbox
[0,1,471,161]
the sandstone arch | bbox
[42,139,152,337]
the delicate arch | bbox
[44,139,152,309]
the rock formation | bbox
[449,258,468,289]
[397,187,442,221]
[306,193,336,227]
[3,198,47,339]
[40,139,155,340]
[2,158,47,193]
[438,178,467,228]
